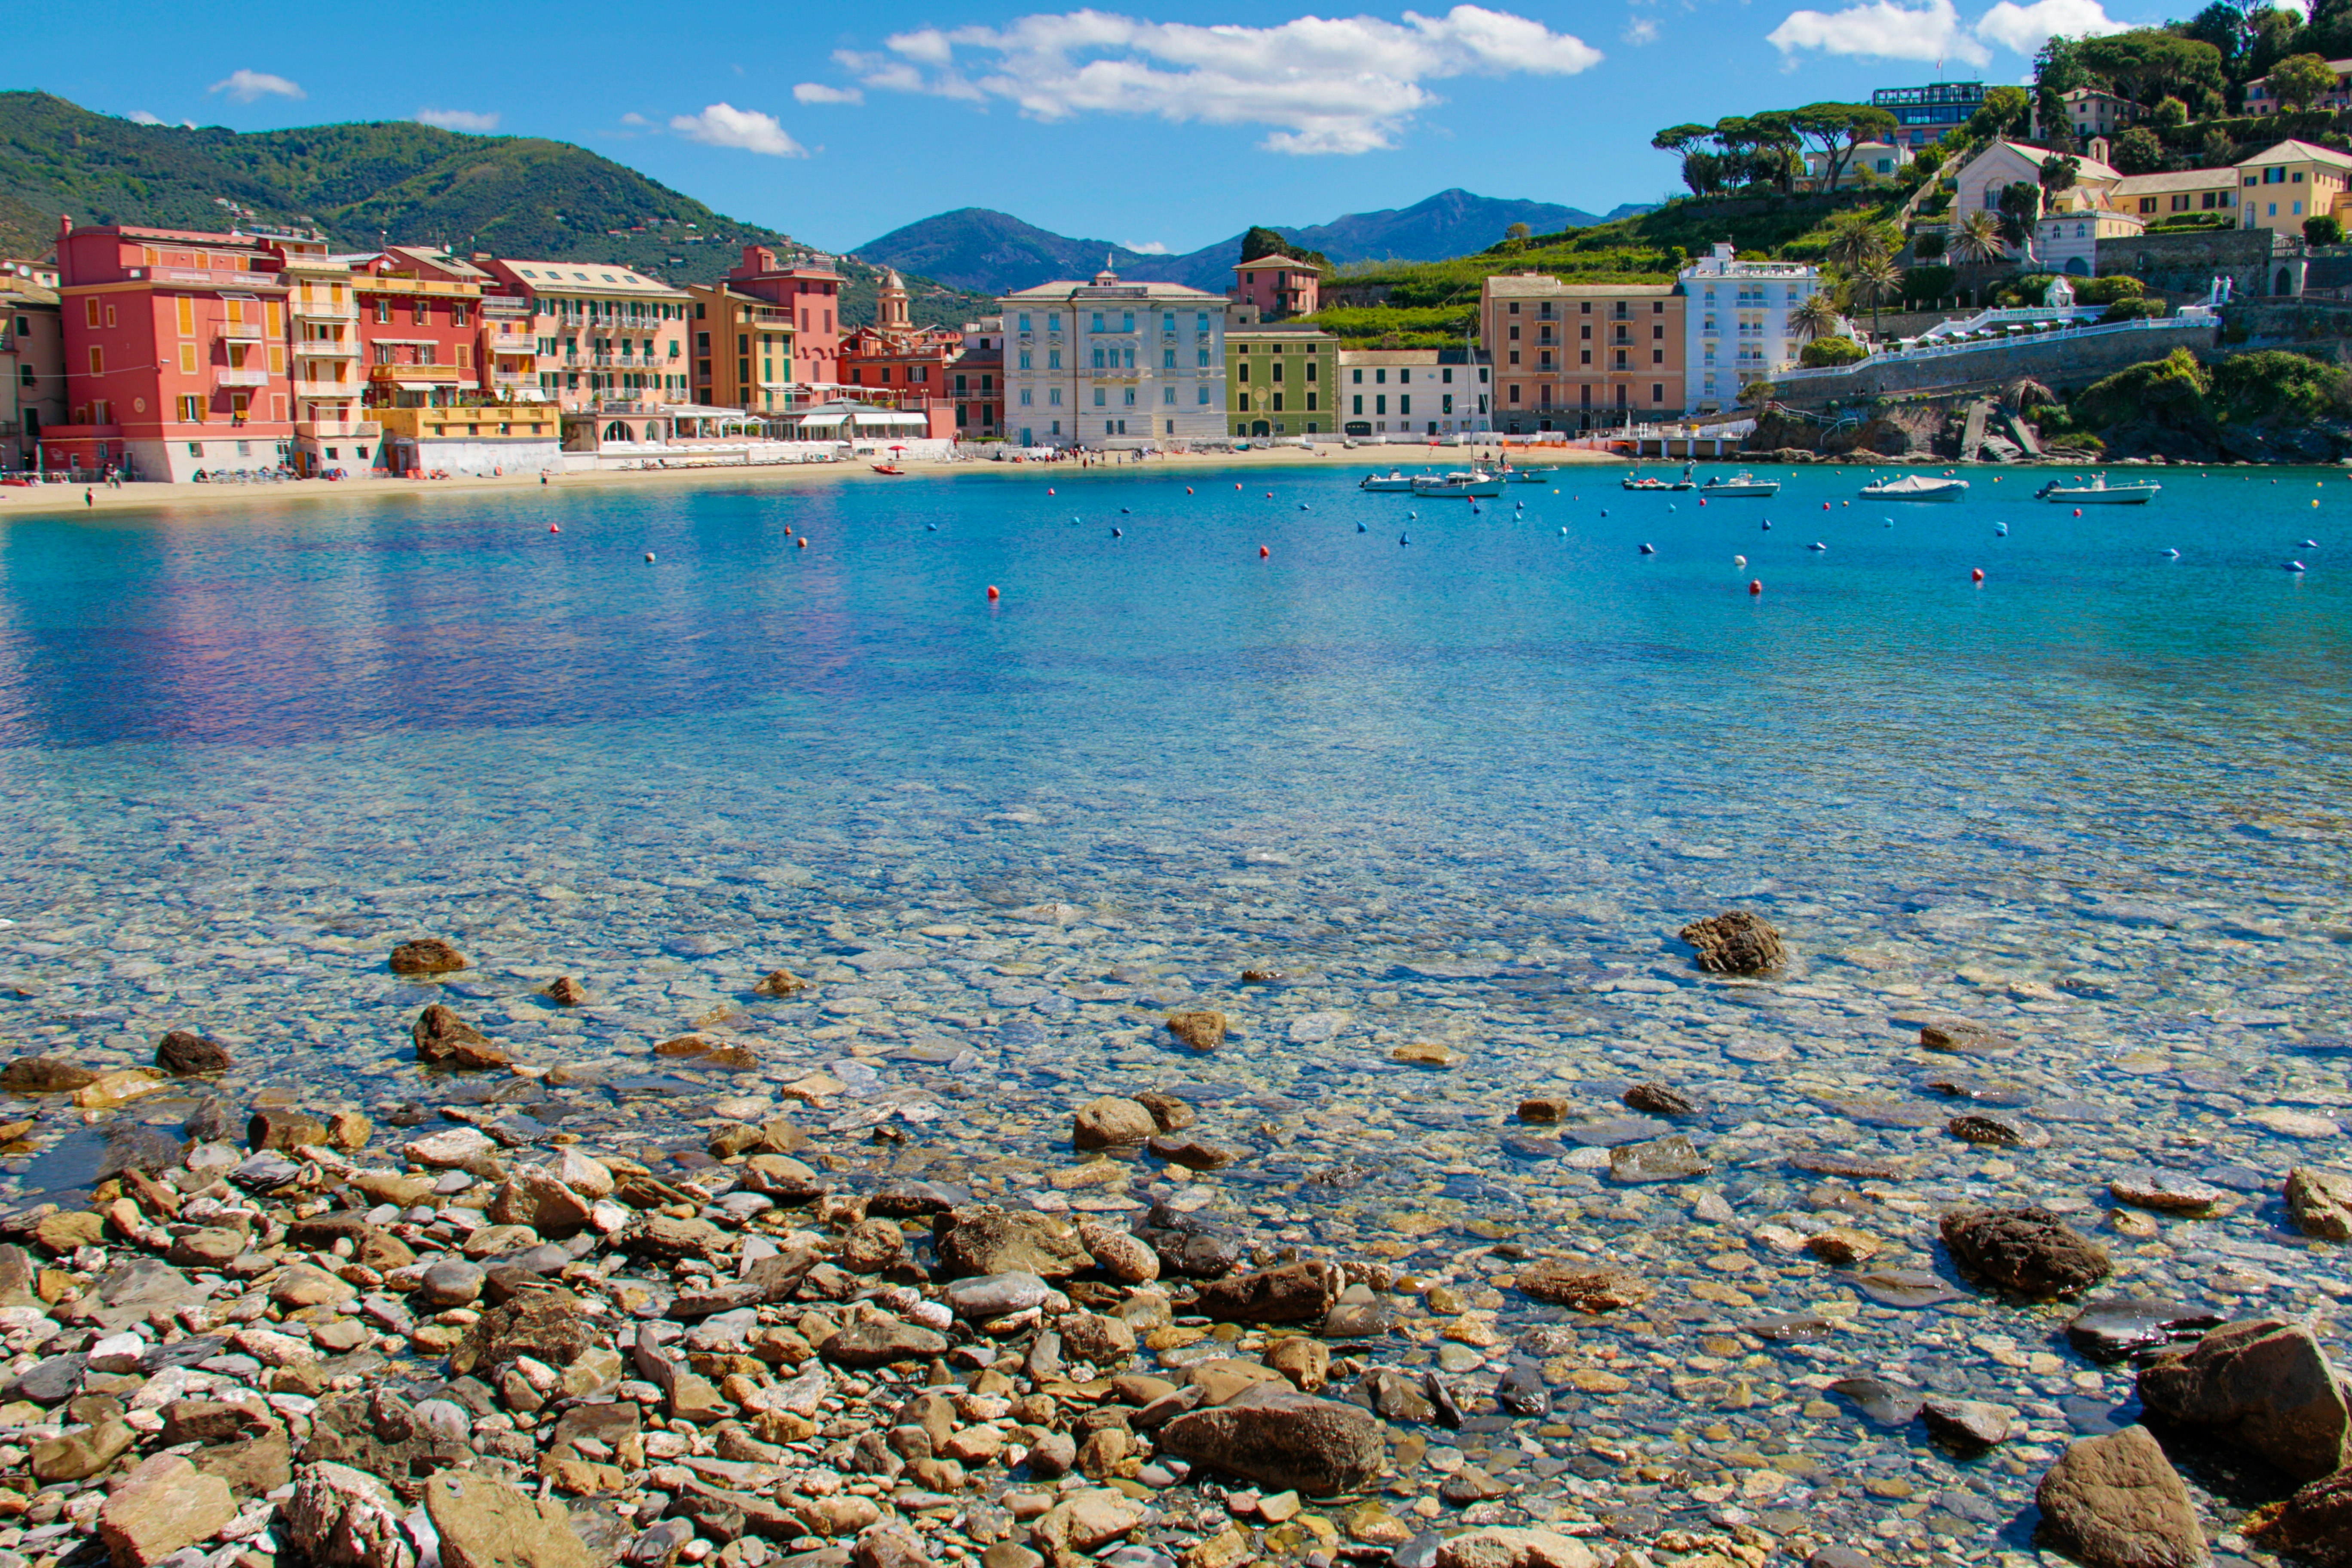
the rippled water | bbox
[4,462,2350,1560]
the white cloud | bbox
[126,110,164,125]
[208,69,304,104]
[794,82,865,104]
[620,113,652,126]
[1768,0,1987,65]
[1975,0,2125,53]
[1624,17,1660,43]
[416,107,500,132]
[1121,239,1172,253]
[849,5,1604,156]
[669,102,808,156]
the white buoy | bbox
[2164,547,2179,558]
[1807,541,1827,552]
[1996,522,2009,536]
[2285,560,2308,572]
[1734,554,1747,567]
[644,552,655,563]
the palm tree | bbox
[1823,213,1896,273]
[1789,291,1846,343]
[1846,254,1904,336]
[1951,210,2006,264]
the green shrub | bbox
[2100,297,2167,322]
[2306,214,2345,245]
[1799,335,1868,367]
[2071,276,2143,305]
[2211,349,2352,422]
[2073,348,2211,431]
[1911,231,1947,261]
[1994,274,2062,308]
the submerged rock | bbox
[1939,1206,2111,1298]
[2285,1166,2352,1241]
[1157,1384,1385,1495]
[388,937,469,976]
[1677,910,1784,975]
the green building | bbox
[1225,318,1338,439]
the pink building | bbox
[51,216,312,480]
[1229,254,1321,322]
[717,245,843,388]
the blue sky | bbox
[34,0,2165,255]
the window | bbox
[1020,389,1033,406]
[1376,369,1387,384]
[1163,349,1176,368]
[179,395,202,422]
[88,346,103,376]
[179,344,197,374]
[1442,393,1453,415]
[375,299,392,323]
[1123,386,1136,407]
[1352,394,1363,414]
[84,297,99,328]
[1272,361,1284,382]
[1510,325,1521,340]
[1654,350,1665,365]
[1048,349,1061,369]
[177,297,195,335]
[1198,349,1211,368]
[1653,325,1664,340]
[1306,391,1317,410]
[1095,387,1107,407]
[1092,312,1106,332]
[1018,313,1032,331]
[1197,385,1212,404]
[1351,368,1363,383]
[1398,395,1409,415]
[1441,368,1452,383]
[1093,347,1106,369]
[1019,351,1032,370]
[1375,395,1387,415]
[1306,361,1318,381]
[1048,387,1062,405]
[1238,392,1252,411]
[1272,392,1284,412]
[1163,386,1176,405]
[1581,324,1592,340]
[1047,313,1060,331]
[1121,312,1134,331]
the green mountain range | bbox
[0,91,990,329]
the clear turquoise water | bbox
[3,462,2350,1551]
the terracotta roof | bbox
[2111,168,2238,196]
[1482,274,1677,298]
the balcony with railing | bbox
[486,333,537,358]
[215,365,270,386]
[293,377,359,398]
[294,418,383,440]
[292,337,359,358]
[290,295,358,320]
[217,319,264,340]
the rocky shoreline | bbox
[2,919,2349,1568]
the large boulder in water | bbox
[2033,1425,2207,1568]
[2136,1319,2349,1482]
[1156,1384,1384,1495]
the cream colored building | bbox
[2111,168,2240,223]
[1676,244,1819,415]
[999,265,1227,447]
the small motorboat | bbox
[870,463,906,475]
[1412,469,1505,498]
[1861,473,1970,502]
[1622,472,1695,492]
[1510,467,1550,483]
[2036,473,2160,504]
[1359,469,1418,493]
[1701,470,1779,498]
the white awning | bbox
[797,412,850,429]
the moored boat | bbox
[1860,473,1970,502]
[1700,470,1779,498]
[1359,470,1418,493]
[2036,472,2160,504]
[1412,469,1506,498]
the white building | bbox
[999,266,1228,447]
[1678,243,1822,414]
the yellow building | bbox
[2236,140,2352,234]
[684,284,798,413]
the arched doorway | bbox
[1251,420,1270,437]
[603,420,633,443]
[2277,267,2293,295]
[2064,257,2089,276]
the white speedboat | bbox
[2036,473,2160,504]
[1359,469,1418,493]
[1509,467,1550,483]
[1861,473,1971,502]
[1701,470,1779,498]
[1412,469,1505,498]
[1623,463,1696,492]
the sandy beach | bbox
[0,441,1628,521]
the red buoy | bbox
[1822,502,1830,510]
[798,537,808,549]
[2073,508,2083,517]
[986,585,1001,600]
[1186,487,1194,495]
[1235,483,1243,490]
[549,524,559,533]
[1259,545,1270,558]
[1047,488,1056,496]
[1698,498,1707,506]
[1971,567,1984,582]
[1748,579,1763,596]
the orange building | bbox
[838,270,964,437]
[1480,272,1685,432]
[51,216,316,480]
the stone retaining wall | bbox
[1766,319,2220,407]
